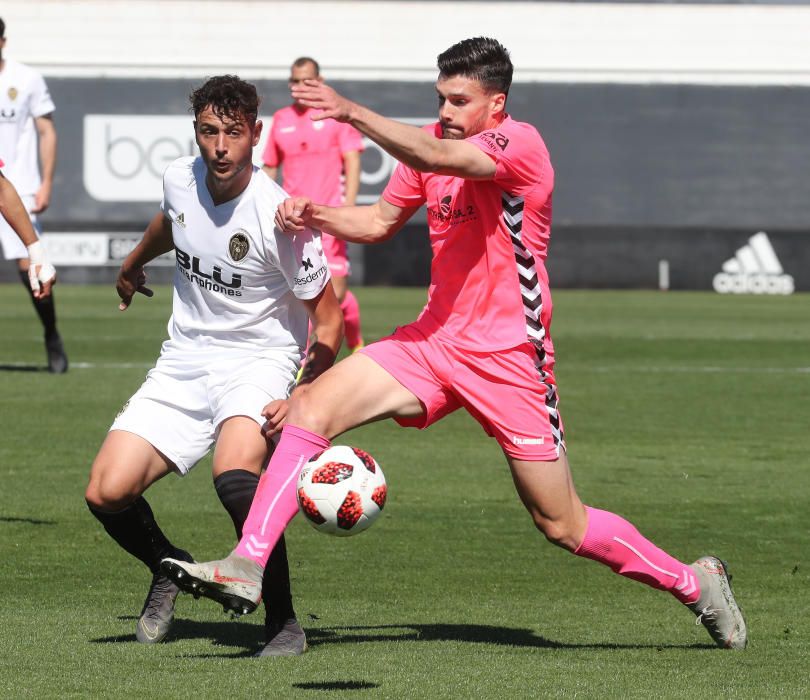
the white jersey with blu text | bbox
[160,156,330,358]
[0,59,55,197]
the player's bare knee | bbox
[533,516,579,551]
[287,390,331,435]
[85,464,142,511]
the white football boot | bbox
[687,555,748,649]
[161,553,263,616]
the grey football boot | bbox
[136,549,193,643]
[687,556,748,649]
[161,552,263,616]
[254,618,308,657]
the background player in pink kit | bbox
[263,56,365,352]
[164,38,747,650]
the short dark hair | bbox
[190,75,260,126]
[291,56,320,75]
[437,37,513,97]
[0,18,5,38]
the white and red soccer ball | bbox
[296,445,387,536]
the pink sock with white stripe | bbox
[234,425,330,567]
[574,506,700,604]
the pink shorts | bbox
[360,324,565,461]
[322,233,350,277]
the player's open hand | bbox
[261,399,289,438]
[290,79,354,123]
[275,197,314,232]
[116,265,153,311]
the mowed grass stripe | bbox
[0,284,808,698]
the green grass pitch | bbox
[0,283,808,697]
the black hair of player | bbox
[190,75,260,127]
[292,56,320,75]
[0,18,5,38]
[437,37,513,97]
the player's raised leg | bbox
[507,452,747,648]
[85,431,192,643]
[162,352,423,612]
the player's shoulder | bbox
[270,105,296,124]
[162,156,201,189]
[1,59,43,83]
[477,116,547,156]
[251,165,287,199]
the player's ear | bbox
[252,119,263,147]
[491,92,506,115]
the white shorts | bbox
[110,350,298,474]
[0,194,40,260]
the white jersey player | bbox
[84,76,343,657]
[0,18,65,372]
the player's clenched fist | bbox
[275,197,313,232]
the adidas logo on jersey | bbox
[168,208,186,228]
[712,232,794,295]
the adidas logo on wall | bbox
[713,232,794,295]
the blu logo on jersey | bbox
[176,247,243,295]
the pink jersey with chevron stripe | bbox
[382,117,555,353]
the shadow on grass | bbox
[91,616,264,655]
[0,515,56,525]
[305,624,714,651]
[91,619,712,655]
[292,681,380,691]
[0,363,44,372]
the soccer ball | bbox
[296,445,387,536]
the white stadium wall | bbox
[2,1,809,291]
[3,0,810,84]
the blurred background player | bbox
[263,57,365,353]
[164,38,747,651]
[0,17,66,372]
[0,160,56,299]
[84,75,343,656]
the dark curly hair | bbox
[190,75,260,125]
[437,37,513,97]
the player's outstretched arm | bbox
[276,196,417,245]
[291,79,495,179]
[0,170,56,298]
[116,211,173,311]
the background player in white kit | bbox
[0,18,66,372]
[84,75,343,656]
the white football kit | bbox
[112,156,330,473]
[0,59,55,259]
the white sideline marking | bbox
[0,361,152,369]
[575,366,810,375]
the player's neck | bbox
[291,102,309,115]
[205,169,252,206]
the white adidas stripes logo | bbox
[713,232,794,295]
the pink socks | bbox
[235,425,330,567]
[575,506,700,604]
[340,290,363,350]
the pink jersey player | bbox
[263,57,365,351]
[163,39,747,652]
